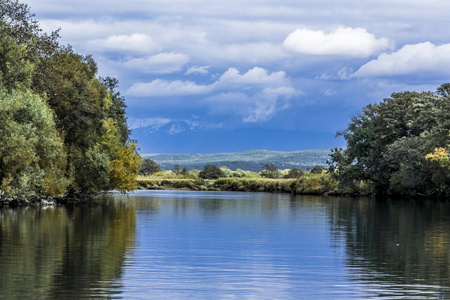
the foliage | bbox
[310,165,325,174]
[142,149,331,172]
[232,169,259,178]
[110,143,141,193]
[0,0,139,199]
[284,168,304,178]
[139,158,162,176]
[426,147,450,168]
[260,163,281,178]
[219,166,234,177]
[0,90,70,198]
[199,165,226,179]
[329,85,450,197]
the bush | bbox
[199,165,225,179]
[284,168,304,178]
[139,158,162,175]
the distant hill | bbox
[142,148,333,172]
[131,120,343,153]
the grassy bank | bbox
[137,173,343,196]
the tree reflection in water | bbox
[327,197,450,297]
[0,197,137,299]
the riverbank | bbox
[136,173,351,196]
[0,193,102,207]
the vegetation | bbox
[142,149,331,172]
[260,163,281,178]
[139,159,163,176]
[137,164,339,195]
[329,84,450,198]
[199,165,226,179]
[0,0,140,203]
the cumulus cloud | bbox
[128,66,300,122]
[283,27,392,57]
[122,52,189,74]
[185,66,210,75]
[218,67,289,87]
[205,89,292,123]
[353,42,450,77]
[88,33,161,54]
[127,79,214,97]
[128,66,293,97]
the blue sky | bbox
[28,0,450,153]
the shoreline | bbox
[136,177,344,197]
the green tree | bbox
[101,77,130,144]
[329,85,450,196]
[0,90,70,198]
[0,0,140,198]
[311,166,325,174]
[199,165,225,179]
[284,168,304,178]
[139,159,162,176]
[260,163,280,178]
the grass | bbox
[137,173,341,196]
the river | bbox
[1,190,450,299]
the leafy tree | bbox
[284,168,304,178]
[0,0,140,198]
[329,85,450,197]
[174,164,181,174]
[139,159,162,176]
[219,166,234,177]
[199,165,225,179]
[180,167,189,176]
[109,142,141,192]
[0,90,70,198]
[101,77,130,144]
[260,163,281,178]
[310,166,325,174]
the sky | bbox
[26,0,450,153]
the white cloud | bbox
[317,67,353,80]
[217,43,288,64]
[261,86,298,97]
[127,79,214,97]
[218,67,289,87]
[353,42,450,77]
[122,52,189,74]
[206,90,291,123]
[128,66,299,122]
[88,33,161,54]
[128,66,292,97]
[128,117,171,129]
[283,27,392,57]
[185,66,210,75]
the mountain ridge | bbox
[142,148,333,172]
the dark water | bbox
[1,191,450,299]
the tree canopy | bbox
[199,165,225,179]
[139,159,163,176]
[0,0,140,200]
[329,85,450,197]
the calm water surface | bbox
[1,190,450,299]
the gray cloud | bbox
[122,53,190,74]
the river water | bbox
[1,190,450,299]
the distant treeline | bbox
[143,149,331,172]
[0,1,140,203]
[137,162,338,196]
